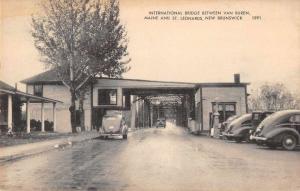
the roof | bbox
[0,80,62,103]
[14,91,63,103]
[21,69,249,88]
[94,78,197,89]
[21,69,61,84]
[0,81,16,93]
[197,82,249,87]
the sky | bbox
[1,0,300,94]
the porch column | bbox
[7,94,12,130]
[142,100,145,128]
[53,103,57,132]
[150,106,153,127]
[130,96,137,129]
[41,102,45,132]
[26,99,31,133]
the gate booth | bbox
[91,78,196,130]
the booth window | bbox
[33,85,43,97]
[212,102,236,123]
[98,89,117,105]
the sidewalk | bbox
[0,131,99,163]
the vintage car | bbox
[230,111,274,143]
[219,115,240,139]
[99,113,128,139]
[223,113,252,142]
[156,118,166,128]
[252,110,300,150]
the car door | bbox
[292,114,300,133]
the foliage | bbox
[12,95,24,132]
[31,0,130,132]
[248,83,300,111]
[30,119,54,132]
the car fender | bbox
[265,128,300,143]
[233,126,253,135]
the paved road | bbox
[0,123,300,191]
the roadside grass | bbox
[0,132,74,147]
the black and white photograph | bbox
[0,0,300,190]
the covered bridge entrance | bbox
[91,78,197,130]
[91,75,249,134]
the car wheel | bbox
[235,138,242,143]
[282,134,297,151]
[245,134,251,143]
[266,143,277,149]
[123,134,127,139]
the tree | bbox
[31,0,130,133]
[248,83,299,111]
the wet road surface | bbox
[0,123,300,191]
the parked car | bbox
[220,115,240,132]
[99,113,128,139]
[223,113,252,142]
[156,118,166,128]
[252,110,300,150]
[231,111,274,143]
[219,115,240,139]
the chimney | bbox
[234,74,240,83]
[15,83,18,90]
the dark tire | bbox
[235,138,242,143]
[123,134,127,139]
[266,143,277,149]
[245,134,251,143]
[282,134,297,151]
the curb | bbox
[0,132,99,164]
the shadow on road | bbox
[256,146,300,152]
[93,136,125,141]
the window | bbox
[98,89,117,105]
[294,115,300,123]
[212,102,236,123]
[253,113,260,120]
[289,115,300,123]
[33,85,43,97]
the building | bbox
[21,71,249,134]
[0,80,61,133]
